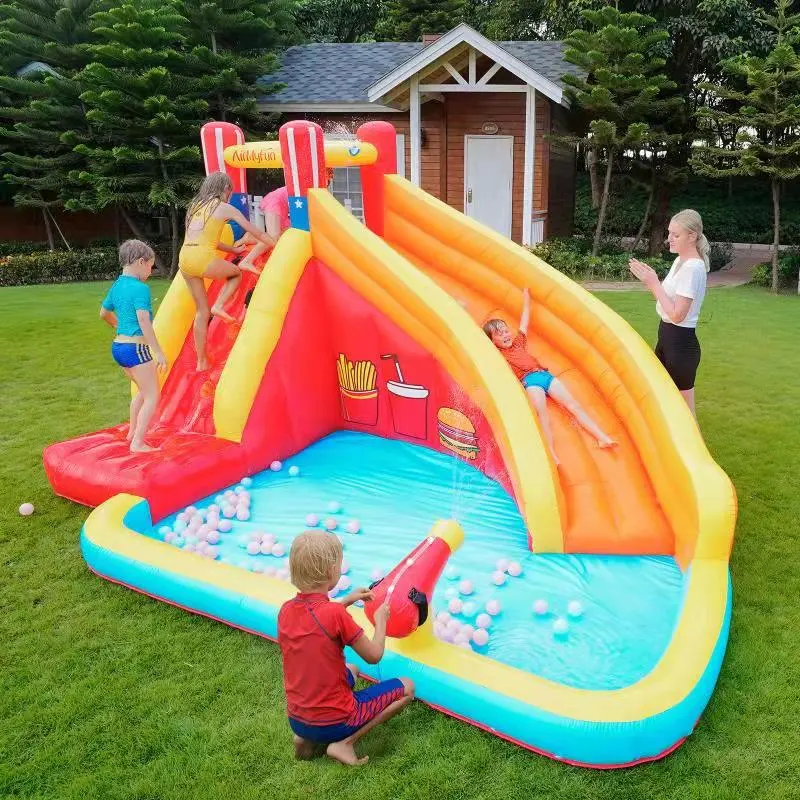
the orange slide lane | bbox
[383,180,673,556]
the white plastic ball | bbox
[475,613,492,629]
[553,617,570,636]
[288,466,300,477]
[492,571,507,586]
[458,579,474,596]
[567,600,584,619]
[507,561,522,577]
[532,599,549,616]
[270,460,282,472]
[448,598,463,614]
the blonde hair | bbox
[671,209,710,272]
[186,172,232,227]
[289,531,342,591]
[119,239,155,268]
[483,319,506,338]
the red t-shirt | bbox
[499,331,545,380]
[277,592,364,724]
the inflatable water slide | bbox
[44,120,736,768]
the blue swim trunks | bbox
[111,341,152,368]
[288,669,405,744]
[522,370,555,392]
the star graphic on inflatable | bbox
[294,198,304,209]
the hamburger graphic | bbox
[437,407,479,460]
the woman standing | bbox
[629,209,710,416]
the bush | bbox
[750,250,800,290]
[0,240,52,257]
[531,236,672,281]
[0,247,120,287]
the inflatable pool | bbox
[46,120,736,767]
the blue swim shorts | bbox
[111,341,152,368]
[521,370,555,393]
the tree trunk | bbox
[587,145,601,209]
[120,207,166,272]
[771,177,780,294]
[210,31,226,121]
[42,206,55,250]
[169,205,181,277]
[593,149,614,257]
[647,182,671,257]
[630,169,655,253]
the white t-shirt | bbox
[657,257,707,328]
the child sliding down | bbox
[484,288,616,466]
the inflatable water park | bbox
[44,119,737,768]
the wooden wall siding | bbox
[547,103,576,238]
[0,207,118,244]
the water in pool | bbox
[146,431,684,691]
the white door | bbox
[464,135,513,237]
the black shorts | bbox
[655,321,701,391]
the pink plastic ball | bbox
[492,571,507,586]
[437,611,452,624]
[475,613,491,629]
[461,624,475,639]
[207,531,220,545]
[277,568,290,581]
[158,525,172,537]
[454,633,470,646]
[448,598,463,614]
[433,622,445,639]
[217,519,233,532]
[305,514,319,527]
[207,503,220,514]
[249,531,262,542]
[197,525,210,541]
[246,541,260,555]
[496,558,510,572]
[263,565,276,576]
[341,559,350,574]
[270,460,282,472]
[345,520,361,534]
[328,587,339,599]
[236,509,250,522]
[176,512,189,524]
[205,517,219,532]
[271,543,286,557]
[458,579,474,596]
[224,491,235,501]
[206,546,219,560]
[458,640,472,650]
[259,542,272,555]
[164,531,176,543]
[324,517,338,531]
[507,561,523,577]
[185,506,197,516]
[370,568,384,582]
[337,576,351,592]
[472,628,490,647]
[486,599,502,616]
[261,533,276,546]
[183,543,196,553]
[533,599,549,616]
[222,504,236,519]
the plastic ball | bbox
[370,568,384,582]
[270,460,282,472]
[246,541,260,555]
[234,485,246,495]
[236,508,250,522]
[324,517,338,531]
[445,587,458,598]
[337,576,351,592]
[461,602,477,618]
[492,571,507,586]
[288,466,300,477]
[261,533,276,546]
[458,640,472,650]
[214,495,225,506]
[173,520,187,534]
[206,546,219,560]
[173,536,185,548]
[433,622,445,639]
[507,561,522,577]
[158,525,171,537]
[241,477,253,487]
[446,567,460,581]
[328,587,339,599]
[354,599,364,608]
[183,543,196,552]
[532,599,549,616]
[472,628,490,647]
[176,512,189,524]
[340,559,350,574]
[305,513,319,527]
[217,519,233,533]
[222,504,236,519]
[208,504,220,514]
[251,562,265,573]
[263,565,276,577]
[553,618,569,636]
[496,558,510,573]
[164,531,177,543]
[185,506,197,516]
[205,517,218,532]
[567,600,584,619]
[271,543,286,558]
[446,618,462,634]
[454,633,470,646]
[224,491,236,501]
[439,626,454,643]
[327,501,342,514]
[461,624,475,639]
[236,495,251,508]
[448,598,463,614]
[458,579,474,596]
[259,542,272,555]
[485,599,502,616]
[207,531,220,545]
[345,519,360,534]
[476,613,492,629]
[437,611,451,624]
[249,531,262,542]
[196,525,210,542]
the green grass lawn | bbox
[2,281,799,800]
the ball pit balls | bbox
[553,617,569,636]
[159,525,171,537]
[491,571,507,586]
[437,611,451,624]
[532,599,549,616]
[338,576,351,592]
[271,543,286,558]
[507,561,522,577]
[206,546,219,560]
[241,477,253,487]
[445,587,457,598]
[327,501,342,514]
[458,640,473,650]
[345,520,361,534]
[305,513,319,527]
[252,563,264,574]
[224,491,235,501]
[354,599,364,608]
[472,628,490,647]
[184,535,198,546]
[176,511,189,523]
[165,531,177,543]
[184,543,196,553]
[461,624,475,639]
[185,506,197,516]
[341,559,350,574]
[324,517,338,531]
[370,568,385,582]
[261,533,276,546]
[246,541,260,555]
[234,485,246,495]
[328,588,339,599]
[270,460,282,472]
[208,503,220,514]
[197,525,210,541]
[454,633,470,646]
[448,598,463,614]
[173,520,187,534]
[263,565,276,577]
[461,602,477,618]
[249,531,262,542]
[458,579,474,596]
[485,599,502,616]
[173,536,185,548]
[236,509,250,522]
[496,558,510,573]
[222,505,236,519]
[259,542,272,555]
[214,495,225,505]
[476,613,492,629]
[446,567,460,581]
[207,531,220,545]
[567,600,584,618]
[288,466,300,477]
[218,519,233,532]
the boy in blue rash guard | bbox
[99,240,167,453]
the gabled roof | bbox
[260,28,578,110]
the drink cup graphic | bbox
[337,354,378,426]
[381,354,429,440]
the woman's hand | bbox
[629,258,660,289]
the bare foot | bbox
[293,735,315,761]
[210,305,236,324]
[126,426,134,441]
[238,261,262,276]
[326,741,368,766]
[130,442,158,453]
[598,437,618,449]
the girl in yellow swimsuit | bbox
[179,172,275,371]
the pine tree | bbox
[692,0,800,293]
[375,0,466,42]
[293,0,382,43]
[0,0,100,249]
[562,7,678,255]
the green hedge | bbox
[750,251,800,290]
[0,247,120,287]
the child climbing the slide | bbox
[179,172,276,371]
[99,240,166,454]
[484,288,616,465]
[278,531,414,767]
